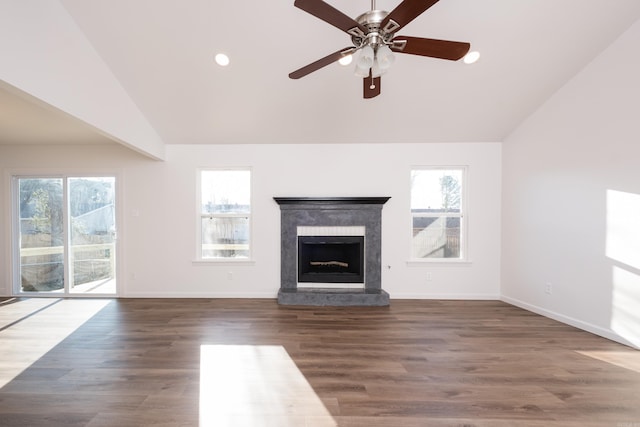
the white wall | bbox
[1,142,501,300]
[502,20,640,348]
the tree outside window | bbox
[411,168,466,260]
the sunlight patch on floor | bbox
[0,298,57,329]
[199,345,337,427]
[0,298,110,388]
[577,350,640,374]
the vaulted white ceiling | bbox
[2,0,640,151]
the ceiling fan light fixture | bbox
[371,62,382,78]
[376,45,395,70]
[356,45,375,69]
[354,62,370,78]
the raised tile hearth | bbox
[274,197,390,306]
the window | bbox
[198,169,251,260]
[410,167,466,260]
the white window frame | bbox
[195,168,253,263]
[409,166,468,263]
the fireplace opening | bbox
[298,236,364,283]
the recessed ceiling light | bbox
[338,55,353,66]
[215,53,230,67]
[463,51,480,64]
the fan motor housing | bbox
[351,10,395,48]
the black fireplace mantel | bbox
[274,197,391,206]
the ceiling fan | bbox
[289,0,471,99]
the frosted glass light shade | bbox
[357,45,374,69]
[354,62,370,77]
[376,45,394,70]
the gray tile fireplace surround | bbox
[274,197,390,306]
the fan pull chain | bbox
[370,0,377,90]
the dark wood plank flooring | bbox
[1,298,639,426]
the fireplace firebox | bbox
[298,236,364,283]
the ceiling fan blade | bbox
[294,0,367,37]
[289,47,356,80]
[391,36,470,61]
[380,0,439,34]
[363,70,381,99]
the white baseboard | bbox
[501,295,638,349]
[120,291,500,300]
[120,291,278,299]
[388,293,500,300]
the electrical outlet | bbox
[426,272,433,281]
[545,282,552,295]
[227,271,233,280]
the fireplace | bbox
[298,235,364,283]
[274,197,390,306]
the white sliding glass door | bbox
[13,176,117,296]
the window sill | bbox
[192,259,255,266]
[406,259,472,266]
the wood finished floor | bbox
[0,298,639,426]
